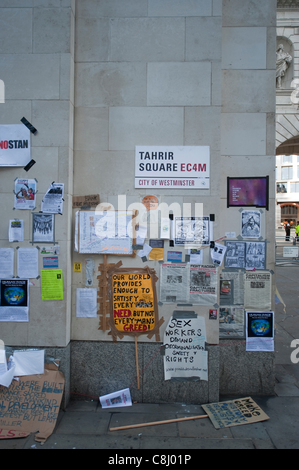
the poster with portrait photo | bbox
[14,178,36,210]
[32,213,55,244]
[241,210,261,239]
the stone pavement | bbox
[1,265,299,450]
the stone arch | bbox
[276,134,299,155]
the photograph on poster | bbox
[174,216,210,247]
[32,213,55,243]
[241,210,261,239]
[246,311,274,352]
[220,280,234,305]
[220,271,244,305]
[14,178,36,210]
[219,307,245,338]
[0,279,29,322]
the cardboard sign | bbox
[202,397,269,429]
[72,194,100,208]
[0,366,65,442]
[108,266,160,339]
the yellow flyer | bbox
[41,269,63,301]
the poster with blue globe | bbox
[0,279,29,322]
[246,311,274,352]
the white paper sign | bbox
[13,349,45,376]
[0,124,31,166]
[0,248,14,278]
[76,288,97,317]
[17,247,39,279]
[163,315,208,381]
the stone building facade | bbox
[0,0,277,405]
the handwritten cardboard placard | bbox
[0,366,65,442]
[202,397,269,429]
[72,194,100,208]
[108,266,162,340]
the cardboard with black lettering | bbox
[202,397,269,429]
[0,365,65,442]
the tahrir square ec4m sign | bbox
[135,146,210,189]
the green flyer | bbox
[41,269,63,301]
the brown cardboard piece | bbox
[72,194,100,208]
[0,365,65,443]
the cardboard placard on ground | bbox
[0,365,65,442]
[202,397,269,429]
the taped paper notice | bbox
[41,269,63,301]
[13,349,45,377]
[76,288,97,317]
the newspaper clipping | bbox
[244,271,272,310]
[189,265,217,305]
[160,264,217,305]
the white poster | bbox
[9,220,24,242]
[76,288,97,317]
[210,242,227,266]
[163,315,208,381]
[160,263,189,303]
[0,248,14,278]
[174,216,210,247]
[41,183,64,214]
[17,247,39,279]
[244,271,272,310]
[135,146,210,189]
[0,124,31,166]
[246,311,274,352]
[241,210,261,239]
[0,279,29,322]
[14,178,36,210]
[32,213,55,243]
